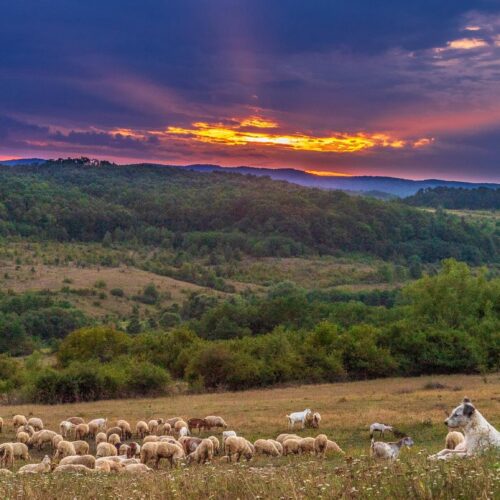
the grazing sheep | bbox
[139,442,161,468]
[326,439,344,455]
[371,437,414,460]
[13,415,28,428]
[18,455,51,474]
[286,409,312,430]
[158,422,172,436]
[117,419,132,440]
[269,439,283,455]
[208,436,220,455]
[276,433,301,444]
[119,444,130,456]
[254,439,281,457]
[108,433,121,446]
[52,434,64,449]
[314,434,328,457]
[0,443,14,469]
[59,454,96,469]
[159,436,179,444]
[298,437,316,454]
[127,442,141,458]
[18,424,35,437]
[283,438,301,456]
[29,430,57,450]
[66,417,85,426]
[94,460,111,473]
[204,415,228,430]
[143,435,159,443]
[88,418,107,437]
[370,423,394,438]
[164,417,182,427]
[174,420,189,433]
[311,412,321,429]
[96,432,107,445]
[17,431,30,445]
[96,442,118,458]
[445,431,465,450]
[54,464,94,474]
[75,423,89,440]
[136,420,149,438]
[225,436,254,462]
[106,426,122,439]
[179,437,202,455]
[222,430,237,441]
[95,458,123,472]
[59,421,75,439]
[148,419,160,435]
[187,438,214,464]
[121,463,153,474]
[11,442,30,462]
[54,441,76,461]
[155,442,185,468]
[27,417,44,431]
[72,440,90,456]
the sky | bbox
[1,0,500,181]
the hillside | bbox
[405,186,500,210]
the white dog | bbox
[429,397,500,460]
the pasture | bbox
[0,373,498,499]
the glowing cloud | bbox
[440,38,488,51]
[305,170,352,177]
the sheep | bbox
[17,431,30,445]
[127,442,141,458]
[29,430,57,450]
[0,443,14,469]
[164,417,182,427]
[94,460,111,473]
[286,409,312,430]
[54,441,76,461]
[174,419,189,434]
[18,455,51,474]
[27,417,44,431]
[54,464,94,474]
[95,457,123,472]
[371,437,414,460]
[18,424,35,436]
[11,442,30,462]
[108,433,121,446]
[311,412,321,429]
[119,444,130,456]
[75,423,89,440]
[155,442,185,468]
[445,431,465,450]
[96,442,118,458]
[148,419,161,435]
[73,440,90,456]
[0,417,3,433]
[66,417,85,426]
[254,439,281,457]
[120,463,153,474]
[282,438,301,455]
[314,434,328,457]
[117,419,132,440]
[136,420,149,438]
[59,454,96,469]
[208,435,220,455]
[326,439,344,455]
[179,436,202,455]
[52,434,64,449]
[106,426,122,439]
[158,422,172,436]
[13,415,27,428]
[159,436,179,444]
[96,432,107,445]
[369,423,394,438]
[298,437,316,454]
[187,418,209,434]
[204,415,228,430]
[276,433,301,444]
[187,438,214,464]
[179,426,189,437]
[269,439,283,455]
[143,435,159,443]
[88,418,107,437]
[59,420,76,439]
[225,436,253,462]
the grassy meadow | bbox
[0,373,498,499]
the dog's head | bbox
[444,397,475,429]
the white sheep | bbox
[254,439,280,457]
[18,455,51,474]
[96,442,118,458]
[59,454,96,469]
[136,420,149,438]
[27,417,44,431]
[13,415,27,428]
[59,420,76,439]
[224,436,253,462]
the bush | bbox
[110,288,125,297]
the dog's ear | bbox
[463,403,475,417]
[462,396,471,404]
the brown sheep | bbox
[59,454,96,469]
[445,431,465,450]
[136,420,149,439]
[187,438,214,464]
[75,424,89,440]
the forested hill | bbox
[405,186,500,210]
[0,160,497,264]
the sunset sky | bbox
[1,1,500,181]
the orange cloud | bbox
[305,170,352,177]
[437,38,488,52]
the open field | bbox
[0,374,498,499]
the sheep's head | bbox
[445,398,475,429]
[401,437,414,447]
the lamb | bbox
[314,434,328,457]
[59,454,96,469]
[286,409,312,430]
[371,436,414,460]
[298,437,316,454]
[429,398,500,460]
[276,433,301,444]
[108,433,121,446]
[445,431,465,450]
[13,415,27,428]
[117,419,132,440]
[88,418,107,437]
[204,415,228,430]
[59,420,76,439]
[282,438,301,455]
[370,422,394,438]
[96,432,107,445]
[208,435,220,455]
[96,442,118,458]
[17,431,30,445]
[254,439,281,457]
[224,436,254,462]
[0,443,14,468]
[75,423,89,440]
[54,464,94,474]
[66,417,85,426]
[18,455,51,474]
[187,438,214,464]
[136,420,149,438]
[11,442,30,462]
[27,417,44,431]
[72,440,90,456]
[121,463,153,474]
[53,440,76,461]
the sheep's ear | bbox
[462,397,471,404]
[463,403,475,417]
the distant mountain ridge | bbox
[1,158,498,197]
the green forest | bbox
[0,160,498,403]
[405,186,500,210]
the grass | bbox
[0,374,498,498]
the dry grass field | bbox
[0,374,498,499]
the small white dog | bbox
[429,397,500,460]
